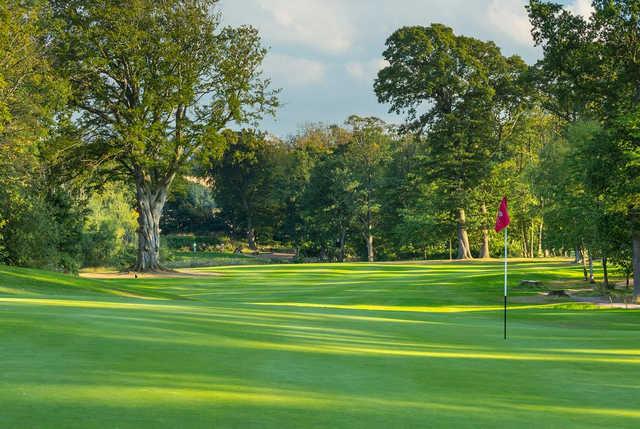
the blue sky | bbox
[220,0,591,138]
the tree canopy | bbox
[48,0,278,270]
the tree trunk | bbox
[602,256,609,289]
[633,231,640,298]
[246,228,257,251]
[242,197,257,251]
[574,246,582,264]
[530,224,535,258]
[522,227,529,258]
[479,203,490,258]
[133,178,169,272]
[457,208,473,259]
[366,233,374,262]
[365,206,374,262]
[580,247,588,282]
[338,230,346,262]
[588,250,595,283]
[537,221,544,257]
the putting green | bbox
[0,261,638,428]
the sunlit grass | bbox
[250,301,599,312]
[0,260,638,428]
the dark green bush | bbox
[163,234,222,250]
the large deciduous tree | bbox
[375,24,528,259]
[528,0,640,296]
[209,130,286,250]
[49,0,278,271]
[279,125,338,256]
[0,1,83,271]
[302,148,357,262]
[343,116,392,262]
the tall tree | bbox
[302,150,357,261]
[0,1,82,271]
[278,125,338,255]
[49,0,278,270]
[343,116,392,262]
[375,24,528,258]
[533,121,602,269]
[529,0,640,296]
[377,133,427,259]
[209,130,286,250]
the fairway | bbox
[0,261,638,428]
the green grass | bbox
[0,260,638,428]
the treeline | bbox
[0,0,638,295]
[199,4,639,296]
[203,112,563,262]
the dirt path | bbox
[571,296,640,310]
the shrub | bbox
[81,184,137,268]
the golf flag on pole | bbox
[495,197,510,339]
[495,197,510,232]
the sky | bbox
[219,0,592,138]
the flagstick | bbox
[504,227,508,340]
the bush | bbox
[163,234,222,250]
[81,184,137,268]
[0,175,84,273]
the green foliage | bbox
[294,118,394,261]
[163,234,222,251]
[48,0,278,270]
[2,0,639,279]
[375,23,531,259]
[163,251,273,268]
[0,156,84,272]
[376,134,429,259]
[301,142,357,259]
[161,179,222,235]
[529,0,640,293]
[527,0,596,120]
[533,121,601,250]
[342,116,393,258]
[277,125,346,254]
[0,1,67,141]
[0,1,81,273]
[208,130,288,248]
[81,184,138,268]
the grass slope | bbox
[0,261,638,428]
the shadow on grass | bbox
[1,261,639,428]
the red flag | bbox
[495,197,510,232]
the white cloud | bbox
[567,0,594,19]
[486,0,533,46]
[263,53,326,87]
[219,0,546,136]
[253,0,354,54]
[345,59,389,82]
